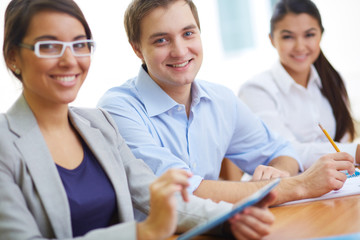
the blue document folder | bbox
[177,178,280,240]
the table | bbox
[264,194,360,239]
[170,194,360,240]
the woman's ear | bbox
[269,33,275,48]
[6,48,20,74]
[130,42,144,61]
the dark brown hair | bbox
[270,0,355,141]
[124,0,200,47]
[3,0,92,80]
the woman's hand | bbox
[137,169,192,240]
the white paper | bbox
[279,169,360,206]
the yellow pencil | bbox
[319,123,360,168]
[318,123,340,152]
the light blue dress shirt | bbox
[98,66,301,192]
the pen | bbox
[318,123,340,152]
[318,123,360,168]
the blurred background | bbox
[1,0,359,120]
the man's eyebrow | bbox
[148,24,198,40]
[149,32,168,40]
[183,24,197,31]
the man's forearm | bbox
[193,177,306,206]
[193,179,267,203]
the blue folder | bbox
[177,178,280,240]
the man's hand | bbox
[227,191,276,239]
[296,152,354,199]
[252,165,290,181]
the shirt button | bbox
[192,162,197,168]
[177,106,182,111]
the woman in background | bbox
[239,0,359,169]
[0,0,276,239]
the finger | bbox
[335,171,348,182]
[230,213,271,239]
[332,178,346,191]
[252,166,265,181]
[173,169,193,178]
[329,152,354,163]
[337,162,355,175]
[177,170,192,202]
[157,184,183,200]
[262,169,283,180]
[180,185,190,202]
[324,173,346,191]
[319,155,355,175]
[270,173,282,179]
[153,169,193,203]
[160,169,192,188]
[242,207,275,224]
[332,171,348,190]
[150,169,191,195]
[261,169,273,180]
[230,219,262,240]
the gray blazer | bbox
[0,95,232,240]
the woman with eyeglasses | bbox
[0,0,276,239]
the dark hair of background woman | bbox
[270,0,355,141]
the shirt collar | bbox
[271,60,322,94]
[135,66,211,117]
[135,66,178,117]
[308,65,322,87]
[191,80,211,106]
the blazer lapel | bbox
[7,96,72,238]
[69,109,134,222]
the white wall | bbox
[1,0,360,120]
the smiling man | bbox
[98,0,355,206]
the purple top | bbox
[56,141,117,237]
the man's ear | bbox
[269,33,275,48]
[131,42,144,60]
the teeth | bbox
[55,76,76,82]
[172,61,189,68]
[293,55,306,60]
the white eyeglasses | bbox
[19,40,96,58]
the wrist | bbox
[137,221,158,240]
[291,174,308,199]
[278,176,306,203]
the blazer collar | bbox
[68,108,134,223]
[6,95,72,238]
[7,96,134,236]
